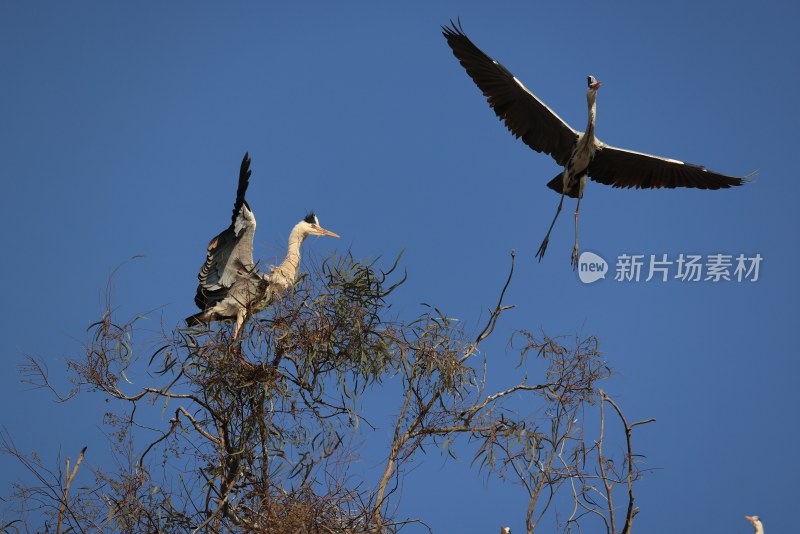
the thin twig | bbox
[57,446,86,534]
[473,250,516,347]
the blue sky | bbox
[1,1,797,532]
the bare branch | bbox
[56,446,86,534]
[601,389,656,534]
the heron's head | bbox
[745,516,763,533]
[587,75,602,93]
[299,212,340,239]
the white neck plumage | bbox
[584,89,597,140]
[574,89,598,158]
[272,222,307,287]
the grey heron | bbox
[442,21,749,267]
[745,515,764,534]
[186,152,340,338]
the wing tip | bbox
[232,151,253,224]
[704,168,755,189]
[441,18,464,35]
[741,169,758,184]
[240,151,252,180]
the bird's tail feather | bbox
[546,173,580,198]
[186,310,213,326]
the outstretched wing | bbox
[589,144,750,190]
[442,21,579,167]
[194,153,258,309]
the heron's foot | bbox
[536,237,549,262]
[571,244,579,270]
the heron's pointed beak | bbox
[745,516,755,524]
[591,81,602,90]
[313,225,340,238]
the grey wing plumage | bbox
[442,21,578,167]
[194,152,258,310]
[588,145,750,190]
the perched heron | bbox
[186,152,340,338]
[745,515,764,534]
[442,21,749,267]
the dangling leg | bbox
[233,308,246,339]
[571,177,587,269]
[536,191,565,262]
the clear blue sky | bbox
[1,1,797,532]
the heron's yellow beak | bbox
[313,225,340,238]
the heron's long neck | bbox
[275,224,306,282]
[584,91,597,142]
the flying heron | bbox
[745,515,765,534]
[186,152,340,338]
[442,21,749,267]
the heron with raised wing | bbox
[186,153,339,338]
[443,21,749,267]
